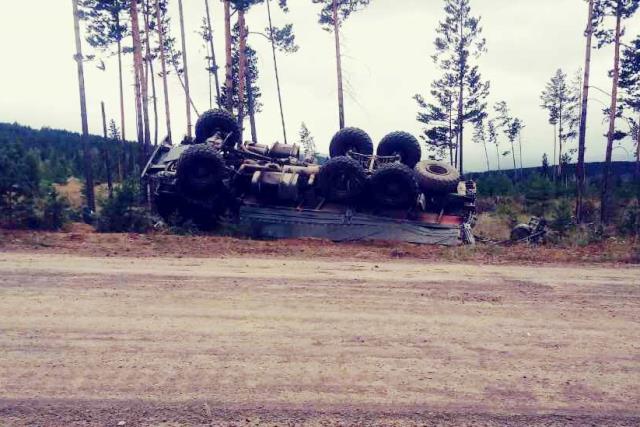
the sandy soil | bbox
[0,252,639,426]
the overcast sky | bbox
[0,0,638,172]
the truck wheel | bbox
[376,131,422,168]
[154,192,179,221]
[414,160,460,194]
[176,145,226,198]
[318,156,367,203]
[194,109,240,145]
[511,224,532,242]
[329,127,374,158]
[370,163,419,208]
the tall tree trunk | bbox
[553,124,557,182]
[205,0,221,107]
[116,38,126,180]
[130,0,148,171]
[267,0,288,143]
[511,139,517,180]
[448,97,454,166]
[224,0,233,112]
[237,8,247,142]
[558,104,563,180]
[142,0,159,146]
[495,144,501,172]
[457,9,465,176]
[576,0,594,222]
[71,0,95,211]
[332,0,345,129]
[636,113,640,184]
[155,0,172,144]
[101,101,113,198]
[601,4,622,224]
[246,69,258,143]
[483,140,490,172]
[518,132,524,176]
[116,36,126,141]
[178,0,193,138]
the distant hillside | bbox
[0,122,138,184]
[467,161,638,181]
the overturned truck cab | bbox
[142,110,477,246]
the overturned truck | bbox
[142,110,477,245]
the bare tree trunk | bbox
[576,0,594,221]
[495,144,501,172]
[237,8,247,142]
[636,113,640,183]
[224,0,233,112]
[518,132,524,176]
[558,104,563,182]
[553,124,557,182]
[130,0,149,172]
[483,140,490,172]
[601,5,622,224]
[448,98,454,166]
[205,0,221,107]
[267,0,288,143]
[142,0,159,146]
[511,139,517,180]
[155,0,172,144]
[71,0,95,212]
[246,69,258,143]
[116,39,126,180]
[178,0,193,138]
[101,101,113,198]
[116,37,126,142]
[457,11,465,176]
[332,0,345,129]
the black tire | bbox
[414,160,460,194]
[176,145,227,199]
[194,109,240,145]
[317,156,367,203]
[376,131,422,168]
[511,224,532,242]
[178,196,224,230]
[154,191,179,221]
[329,127,374,158]
[370,163,420,208]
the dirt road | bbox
[1,252,639,426]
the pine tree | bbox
[177,0,193,138]
[312,0,371,129]
[79,0,130,142]
[576,0,596,222]
[204,0,222,108]
[431,0,489,175]
[619,35,640,183]
[266,0,298,143]
[487,119,500,171]
[154,0,172,143]
[415,73,458,164]
[299,122,316,161]
[72,0,96,212]
[220,25,263,141]
[540,69,581,181]
[593,0,640,223]
[472,118,490,171]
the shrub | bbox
[618,200,640,236]
[41,187,70,231]
[551,198,574,237]
[96,180,154,233]
[524,174,554,217]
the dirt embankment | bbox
[1,226,638,265]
